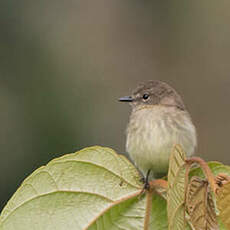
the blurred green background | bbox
[1,0,230,210]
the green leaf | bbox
[189,161,230,178]
[0,146,168,230]
[167,145,190,230]
[149,195,168,229]
[87,193,168,230]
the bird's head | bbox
[119,80,185,111]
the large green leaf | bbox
[1,146,230,230]
[0,146,168,230]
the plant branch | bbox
[186,157,217,193]
[144,190,153,230]
[149,179,168,190]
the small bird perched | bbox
[119,80,197,180]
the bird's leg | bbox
[138,169,151,198]
[140,169,151,190]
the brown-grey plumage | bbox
[128,80,185,110]
[119,80,197,179]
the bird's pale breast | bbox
[126,106,197,178]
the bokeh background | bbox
[1,0,230,210]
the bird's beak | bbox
[119,96,133,102]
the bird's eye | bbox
[143,94,149,100]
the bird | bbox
[119,80,197,180]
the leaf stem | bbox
[186,157,217,193]
[149,179,168,189]
[144,190,153,230]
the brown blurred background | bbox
[1,0,230,210]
